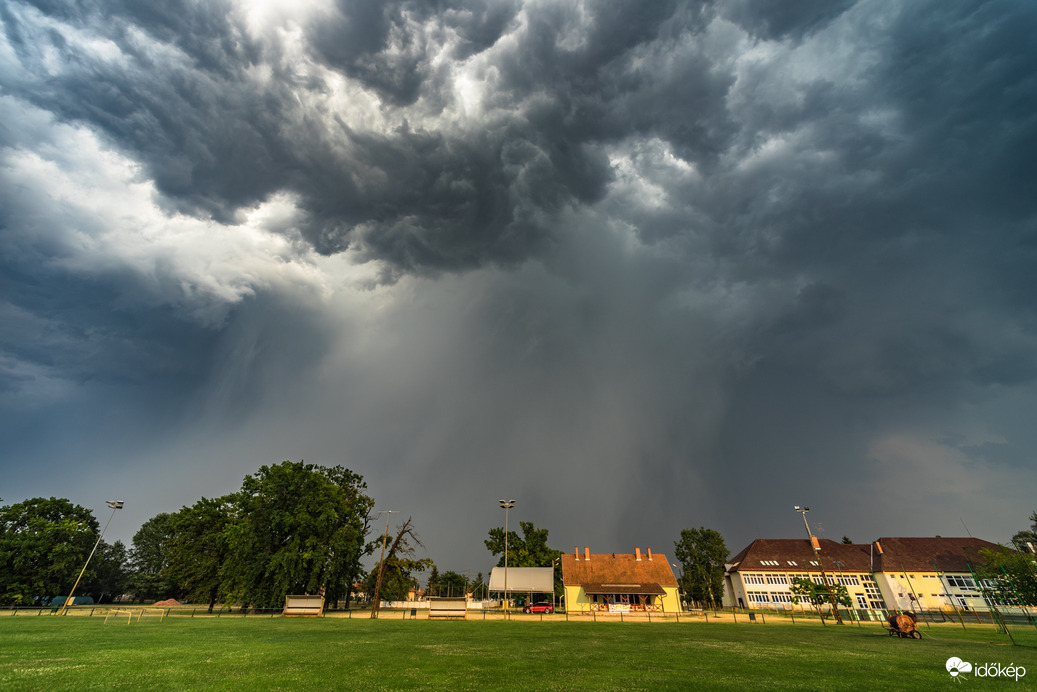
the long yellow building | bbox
[723,536,1008,615]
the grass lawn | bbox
[1,616,1034,690]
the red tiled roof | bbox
[727,538,873,572]
[873,537,1003,573]
[562,552,678,587]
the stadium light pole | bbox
[794,506,843,624]
[499,499,515,617]
[58,500,123,616]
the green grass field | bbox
[1,616,1034,690]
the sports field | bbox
[1,615,1034,690]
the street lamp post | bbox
[499,499,515,617]
[58,500,123,616]
[794,506,843,624]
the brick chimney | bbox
[574,546,580,560]
[585,547,590,561]
[635,547,642,561]
[647,548,653,561]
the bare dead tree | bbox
[370,517,424,618]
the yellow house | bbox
[562,547,680,613]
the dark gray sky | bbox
[2,0,1036,573]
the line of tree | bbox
[8,484,1033,612]
[1,461,376,610]
[425,567,469,597]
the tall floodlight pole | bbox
[58,500,124,616]
[499,499,515,617]
[795,506,843,624]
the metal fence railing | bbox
[4,603,1034,632]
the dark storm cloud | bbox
[720,0,857,41]
[5,0,1033,286]
[2,0,727,273]
[722,1,1037,397]
[308,0,525,104]
[3,0,1037,563]
[2,0,285,220]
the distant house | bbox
[562,547,679,613]
[723,536,1010,614]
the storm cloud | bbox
[2,0,1036,569]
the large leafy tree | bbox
[163,496,235,612]
[977,545,1037,606]
[1011,511,1037,553]
[0,497,99,605]
[127,513,176,602]
[222,461,374,609]
[790,576,852,620]
[0,499,98,604]
[485,521,563,596]
[82,540,129,604]
[438,570,468,598]
[319,465,378,608]
[673,527,728,608]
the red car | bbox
[523,602,554,614]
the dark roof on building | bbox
[562,551,678,588]
[726,538,873,573]
[872,537,1004,573]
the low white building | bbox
[488,566,555,605]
